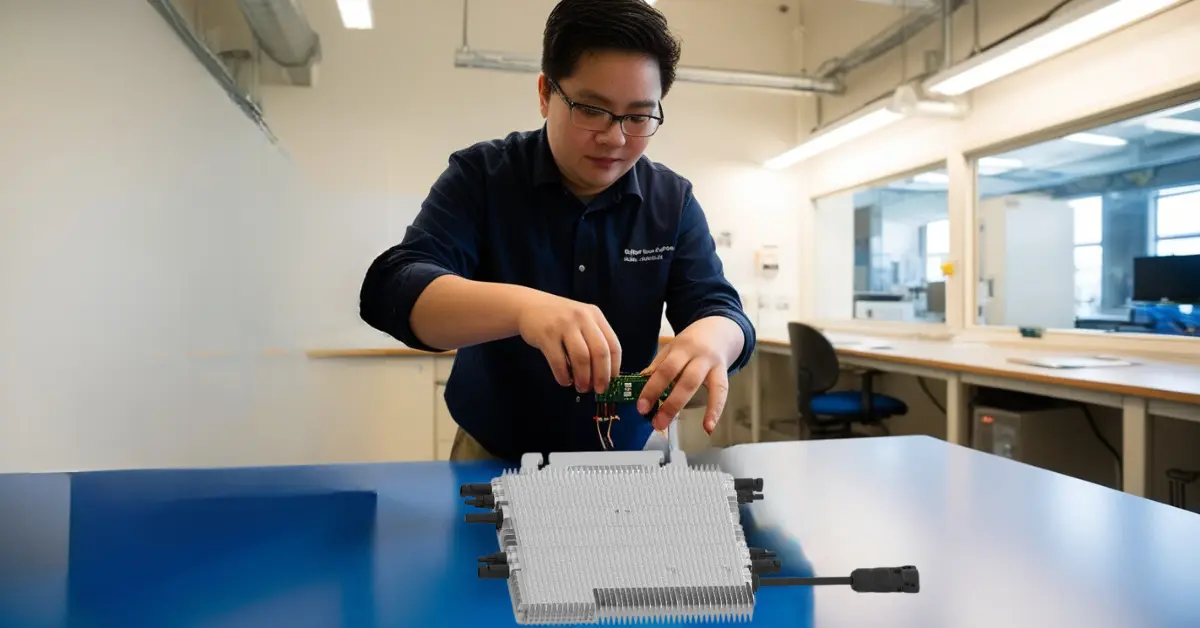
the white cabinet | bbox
[978,195,1076,328]
[434,384,454,460]
[433,356,456,461]
[306,356,436,463]
[304,353,456,464]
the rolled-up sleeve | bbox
[664,190,756,373]
[359,151,483,352]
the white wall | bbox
[0,0,439,472]
[812,194,855,320]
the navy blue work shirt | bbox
[360,126,755,462]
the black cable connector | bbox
[748,548,777,560]
[737,490,764,504]
[478,563,510,579]
[466,494,495,509]
[750,558,781,575]
[477,552,507,565]
[465,511,504,527]
[733,478,764,492]
[460,483,492,497]
[755,565,920,594]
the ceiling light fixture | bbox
[763,103,905,170]
[924,0,1186,96]
[1064,132,1128,147]
[913,172,950,185]
[977,156,1024,175]
[453,48,842,94]
[336,0,373,29]
[1144,117,1200,135]
[979,157,1023,169]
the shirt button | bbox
[576,396,581,402]
[578,265,586,272]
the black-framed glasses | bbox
[549,80,664,138]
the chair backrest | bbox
[787,321,840,395]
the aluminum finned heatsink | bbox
[464,450,767,625]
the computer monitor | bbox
[1132,254,1200,304]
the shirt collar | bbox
[531,125,644,208]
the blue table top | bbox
[0,435,1198,628]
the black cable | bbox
[756,565,920,594]
[761,576,850,587]
[1078,403,1123,489]
[917,377,946,415]
[975,0,1075,54]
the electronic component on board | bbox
[591,374,673,449]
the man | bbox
[359,0,755,463]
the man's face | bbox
[539,51,663,199]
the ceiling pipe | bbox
[453,0,842,95]
[236,0,322,87]
[942,0,954,70]
[815,0,967,79]
[453,48,844,95]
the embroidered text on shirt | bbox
[623,246,675,263]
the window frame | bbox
[1153,186,1200,255]
[809,160,951,332]
[959,83,1200,352]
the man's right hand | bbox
[517,293,622,395]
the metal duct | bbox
[236,0,322,87]
[148,0,273,140]
[454,48,843,95]
[815,0,966,79]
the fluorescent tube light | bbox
[337,0,373,29]
[1064,132,1128,146]
[978,156,1023,175]
[925,0,1185,96]
[763,106,905,170]
[979,157,1022,168]
[1145,117,1200,135]
[979,157,1023,169]
[453,48,841,94]
[913,172,949,184]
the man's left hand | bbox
[636,316,745,435]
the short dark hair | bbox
[541,0,682,97]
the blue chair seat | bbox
[811,391,908,417]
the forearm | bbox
[408,275,535,350]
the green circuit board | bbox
[593,374,673,448]
[596,374,672,404]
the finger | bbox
[580,320,611,394]
[640,345,669,376]
[653,358,707,431]
[638,347,686,416]
[593,312,623,383]
[701,368,729,435]
[542,341,572,387]
[563,328,592,394]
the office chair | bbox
[786,321,908,439]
